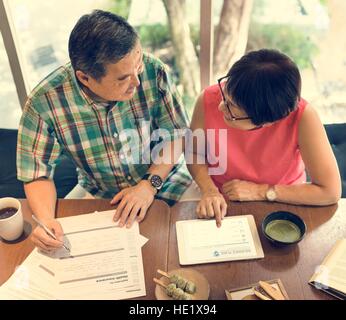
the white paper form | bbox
[0,249,56,300]
[176,215,264,265]
[0,210,147,300]
[49,210,146,300]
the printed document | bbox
[176,215,264,265]
[0,210,147,300]
[0,249,56,300]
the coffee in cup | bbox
[0,207,18,220]
[0,198,24,241]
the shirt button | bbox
[114,133,118,138]
[120,154,125,160]
[127,176,132,181]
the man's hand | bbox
[222,179,268,201]
[196,190,227,228]
[31,218,64,252]
[110,181,156,228]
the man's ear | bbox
[76,70,90,87]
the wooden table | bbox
[0,199,170,300]
[1,198,345,300]
[169,199,346,300]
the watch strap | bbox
[142,173,151,180]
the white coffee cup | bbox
[0,197,24,241]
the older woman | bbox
[187,49,341,227]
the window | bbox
[246,0,346,124]
[2,0,345,127]
[0,33,21,129]
[5,0,200,117]
[129,0,200,116]
[6,0,110,90]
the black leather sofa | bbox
[324,123,346,198]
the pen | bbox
[31,215,70,252]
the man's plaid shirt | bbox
[17,53,191,204]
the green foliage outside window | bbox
[108,0,132,19]
[247,23,319,69]
[136,24,170,50]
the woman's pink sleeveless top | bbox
[204,84,307,190]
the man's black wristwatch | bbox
[142,174,163,193]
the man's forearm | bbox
[24,178,57,222]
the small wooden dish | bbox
[155,268,210,300]
[225,279,289,300]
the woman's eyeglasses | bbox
[217,75,250,121]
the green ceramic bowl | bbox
[262,211,306,246]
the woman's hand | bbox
[110,181,156,228]
[196,190,227,227]
[222,179,268,201]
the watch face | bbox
[150,175,163,189]
[266,189,276,201]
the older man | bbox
[17,10,191,251]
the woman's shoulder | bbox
[299,100,321,124]
[203,84,222,108]
[290,98,309,124]
[298,98,309,109]
[297,98,320,120]
[204,83,220,96]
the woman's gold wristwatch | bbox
[265,186,277,201]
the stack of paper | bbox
[0,210,148,300]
